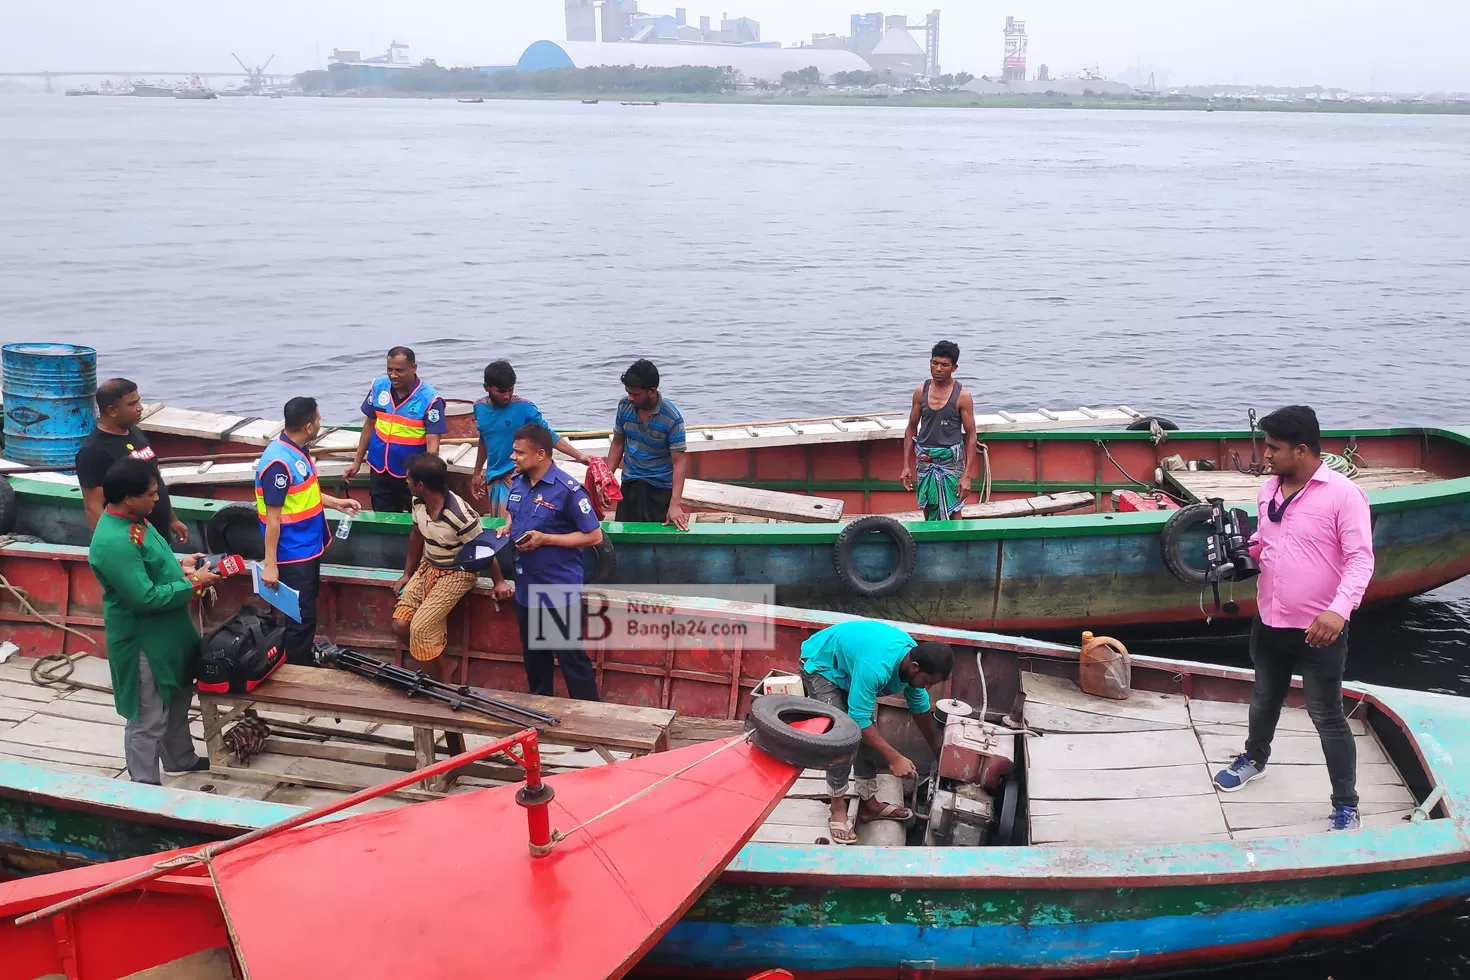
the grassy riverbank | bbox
[325,90,1470,114]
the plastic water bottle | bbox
[335,515,353,540]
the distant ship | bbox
[174,88,218,100]
[129,83,175,97]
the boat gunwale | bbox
[6,423,1470,545]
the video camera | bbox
[1201,497,1258,615]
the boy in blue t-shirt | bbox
[471,360,592,516]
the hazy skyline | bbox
[9,0,1469,92]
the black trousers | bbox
[369,469,413,513]
[275,559,321,667]
[515,602,599,701]
[1245,617,1358,809]
[615,478,672,524]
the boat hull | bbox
[648,868,1470,977]
[4,613,1470,977]
[5,766,1469,979]
[6,426,1470,633]
[8,478,1470,635]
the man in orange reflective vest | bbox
[344,346,448,513]
[257,397,362,665]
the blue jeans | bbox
[1245,617,1358,809]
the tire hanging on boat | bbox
[832,515,917,598]
[582,535,616,585]
[744,694,862,770]
[1159,503,1217,587]
[204,503,266,561]
[0,477,16,535]
[1126,416,1180,432]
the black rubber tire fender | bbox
[204,503,266,561]
[1159,502,1215,587]
[1127,415,1180,432]
[582,535,616,585]
[744,694,862,770]
[995,776,1022,845]
[832,515,917,599]
[0,477,15,535]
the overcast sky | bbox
[10,0,1469,92]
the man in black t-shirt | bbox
[75,378,190,547]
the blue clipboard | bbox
[251,562,302,623]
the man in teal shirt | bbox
[798,619,954,844]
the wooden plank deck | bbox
[0,655,1427,850]
[1170,466,1441,508]
[1023,677,1418,845]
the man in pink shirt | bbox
[1213,406,1375,831]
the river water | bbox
[2,94,1470,975]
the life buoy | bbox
[1159,503,1216,586]
[744,694,861,770]
[832,515,917,598]
[0,478,16,535]
[204,504,266,561]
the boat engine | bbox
[922,699,1017,847]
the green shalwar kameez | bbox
[89,510,203,780]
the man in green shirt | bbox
[798,618,954,844]
[89,457,221,783]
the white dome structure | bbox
[516,40,872,83]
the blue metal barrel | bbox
[1,343,98,467]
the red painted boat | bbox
[0,723,821,980]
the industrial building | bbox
[326,42,415,87]
[566,0,766,46]
[957,16,1135,96]
[515,39,870,82]
[557,3,940,81]
[807,10,940,79]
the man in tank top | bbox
[900,340,977,520]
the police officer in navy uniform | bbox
[256,397,362,665]
[344,346,447,513]
[496,423,604,701]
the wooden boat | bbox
[0,584,1463,977]
[0,722,818,979]
[3,402,1469,633]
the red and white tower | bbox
[1002,16,1028,82]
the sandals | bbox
[828,819,858,845]
[858,802,913,824]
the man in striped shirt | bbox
[607,358,689,530]
[392,454,483,692]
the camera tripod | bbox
[314,642,561,730]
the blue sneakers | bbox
[1214,753,1265,792]
[1329,806,1362,831]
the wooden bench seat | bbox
[198,665,676,798]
